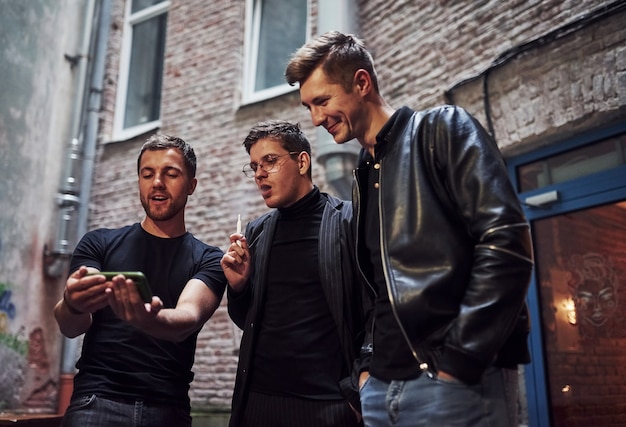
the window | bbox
[243,0,308,104]
[517,134,626,193]
[113,0,169,140]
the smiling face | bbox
[299,66,367,145]
[138,148,197,226]
[248,138,312,209]
[574,278,618,327]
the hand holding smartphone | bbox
[87,271,153,303]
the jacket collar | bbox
[360,106,415,164]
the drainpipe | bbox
[44,0,112,414]
[315,0,361,200]
[43,0,94,409]
[43,0,96,279]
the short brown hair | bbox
[242,120,312,179]
[138,134,197,178]
[285,30,379,93]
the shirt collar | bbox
[365,106,415,161]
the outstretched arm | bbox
[105,275,222,342]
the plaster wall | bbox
[0,0,90,412]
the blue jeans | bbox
[360,367,518,427]
[60,394,192,427]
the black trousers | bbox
[239,391,361,427]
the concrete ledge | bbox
[0,414,63,427]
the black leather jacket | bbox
[354,106,534,384]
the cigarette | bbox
[236,215,242,246]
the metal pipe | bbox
[78,0,111,240]
[44,0,96,277]
[56,0,112,414]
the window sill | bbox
[109,120,161,144]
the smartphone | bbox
[87,271,153,303]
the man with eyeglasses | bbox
[221,120,371,427]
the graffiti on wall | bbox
[20,327,57,408]
[0,283,22,350]
[0,281,56,410]
[567,253,625,337]
[0,281,25,410]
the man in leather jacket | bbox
[286,31,534,427]
[221,120,370,427]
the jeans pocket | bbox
[65,394,97,414]
[430,373,464,386]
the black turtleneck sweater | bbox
[249,187,345,400]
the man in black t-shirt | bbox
[54,134,226,427]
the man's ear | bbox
[353,69,373,95]
[188,177,198,195]
[298,152,311,176]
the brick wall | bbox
[446,3,626,155]
[90,0,623,412]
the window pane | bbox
[255,0,306,91]
[517,133,626,192]
[124,13,167,129]
[131,0,163,13]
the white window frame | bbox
[112,0,170,141]
[242,0,310,105]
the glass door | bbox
[532,202,626,426]
[509,122,626,427]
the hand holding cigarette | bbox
[220,214,250,292]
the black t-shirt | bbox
[69,223,226,408]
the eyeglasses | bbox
[242,152,299,178]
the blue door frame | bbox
[507,121,626,427]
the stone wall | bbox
[0,0,92,413]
